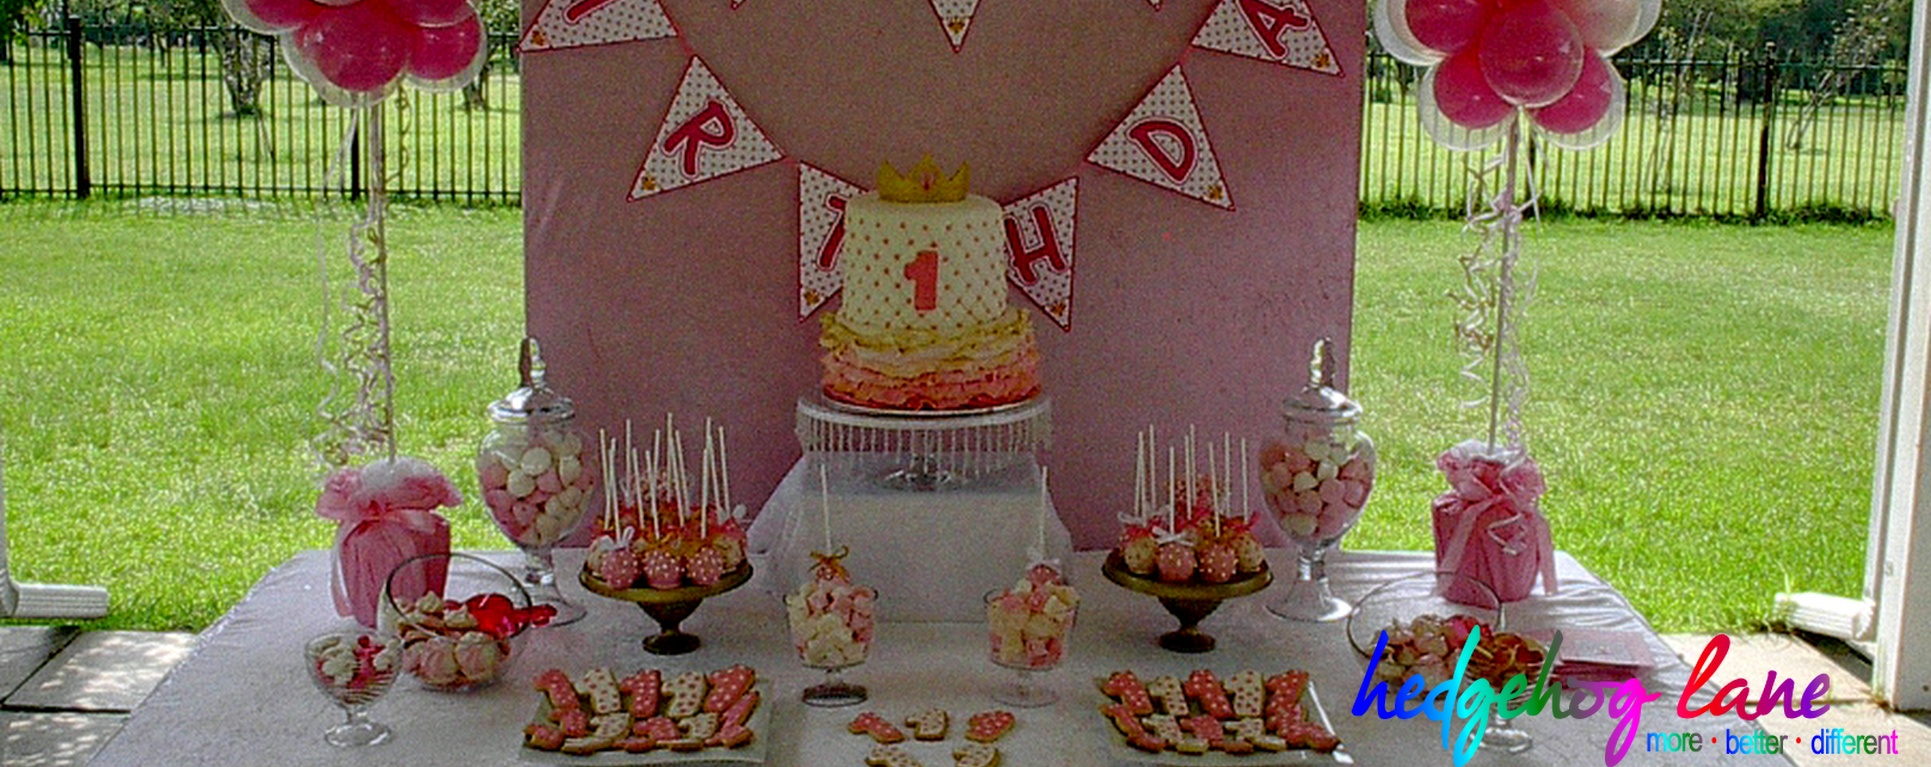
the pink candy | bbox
[1260,437,1376,544]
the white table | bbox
[92,548,1788,766]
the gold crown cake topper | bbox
[877,156,969,203]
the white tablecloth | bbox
[91,548,1787,766]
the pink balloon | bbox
[1532,50,1615,133]
[1405,0,1490,56]
[1434,46,1515,130]
[409,12,482,81]
[384,0,473,27]
[294,2,413,94]
[246,0,320,28]
[1547,0,1642,50]
[1478,0,1585,107]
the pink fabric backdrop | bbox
[522,0,1364,547]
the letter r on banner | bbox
[665,100,736,178]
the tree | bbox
[1784,0,1905,149]
[461,0,515,111]
[150,0,273,116]
[0,0,41,65]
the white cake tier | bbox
[837,192,1009,336]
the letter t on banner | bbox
[1002,178,1078,330]
[798,164,864,319]
[630,57,784,201]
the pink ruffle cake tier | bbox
[820,307,1041,411]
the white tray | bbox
[1088,677,1355,766]
[518,682,773,766]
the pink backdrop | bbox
[522,0,1364,547]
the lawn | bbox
[0,201,1895,633]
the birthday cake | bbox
[819,158,1040,411]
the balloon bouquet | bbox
[220,0,490,469]
[1373,0,1658,609]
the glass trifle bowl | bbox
[383,552,555,692]
[1261,338,1376,622]
[476,337,596,626]
[983,562,1079,707]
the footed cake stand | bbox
[579,563,752,655]
[1101,552,1272,653]
[796,394,1051,491]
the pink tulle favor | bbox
[1430,440,1556,604]
[316,457,462,626]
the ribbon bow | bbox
[809,546,853,583]
[1433,440,1557,597]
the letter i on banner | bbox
[929,0,982,52]
[1190,0,1341,74]
[1086,66,1235,210]
[799,164,864,319]
[518,0,676,52]
[1003,178,1077,330]
[630,57,784,200]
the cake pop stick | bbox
[1168,446,1177,535]
[598,428,612,531]
[625,420,636,506]
[719,426,732,516]
[1223,432,1233,515]
[819,464,833,552]
[651,429,662,536]
[1241,437,1251,520]
[1135,430,1146,519]
[701,424,714,539]
[1186,426,1196,520]
[1035,465,1049,559]
[1208,444,1220,536]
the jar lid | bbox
[488,337,575,423]
[1284,338,1360,422]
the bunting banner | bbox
[930,0,982,52]
[1001,178,1078,329]
[517,0,677,53]
[1086,65,1235,210]
[1190,0,1340,75]
[630,57,785,201]
[798,164,865,319]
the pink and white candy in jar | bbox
[984,562,1078,707]
[477,337,596,626]
[784,548,876,707]
[1261,338,1376,622]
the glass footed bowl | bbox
[383,552,536,692]
[1344,571,1536,755]
[983,588,1077,708]
[781,589,877,708]
[304,631,399,748]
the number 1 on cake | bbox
[904,250,940,313]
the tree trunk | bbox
[215,29,272,117]
[462,57,491,111]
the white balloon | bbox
[1374,0,1446,66]
[1417,65,1512,151]
[1625,0,1662,50]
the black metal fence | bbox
[0,21,1912,219]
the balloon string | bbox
[309,111,357,476]
[1454,113,1539,454]
[310,105,398,470]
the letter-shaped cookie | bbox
[1181,714,1226,745]
[904,708,950,741]
[1142,714,1186,744]
[534,669,580,716]
[704,664,756,713]
[866,744,926,767]
[662,670,708,719]
[1146,675,1189,717]
[708,689,760,748]
[577,668,624,715]
[524,723,564,751]
[1100,703,1166,753]
[619,669,661,719]
[1102,671,1154,715]
[1226,670,1265,718]
[965,710,1015,743]
[1183,670,1234,719]
[631,715,679,742]
[848,711,907,744]
[953,742,1000,767]
[561,712,630,755]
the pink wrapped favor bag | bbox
[1431,441,1556,604]
[315,457,462,626]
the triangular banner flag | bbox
[1190,0,1340,75]
[929,0,982,52]
[630,57,785,201]
[517,0,676,53]
[799,164,864,319]
[1001,178,1078,330]
[1086,66,1235,210]
[1146,0,1162,6]
[731,0,745,7]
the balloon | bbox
[407,12,486,86]
[294,1,414,94]
[384,0,473,27]
[1533,51,1626,148]
[1627,0,1661,50]
[1406,0,1490,56]
[1375,0,1446,65]
[1420,62,1512,150]
[221,0,319,32]
[1547,0,1641,51]
[1478,0,1585,107]
[1433,46,1515,130]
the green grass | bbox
[1,41,1907,218]
[0,201,1894,632]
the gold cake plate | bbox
[580,562,752,655]
[1102,551,1272,654]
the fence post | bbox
[1753,42,1778,222]
[64,15,90,200]
[349,126,362,200]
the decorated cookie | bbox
[1101,703,1166,753]
[1184,670,1234,719]
[1264,670,1309,704]
[556,708,591,738]
[578,668,623,715]
[965,710,1015,743]
[534,669,580,714]
[663,671,707,718]
[1102,671,1153,715]
[953,742,1000,767]
[1228,717,1268,743]
[1282,719,1341,752]
[708,690,760,748]
[524,723,565,751]
[1142,714,1185,744]
[620,669,661,719]
[1147,676,1188,717]
[866,744,926,767]
[562,712,629,755]
[704,664,756,713]
[1219,737,1257,755]
[632,715,680,742]
[905,708,950,741]
[848,711,907,744]
[1181,714,1226,745]
[1252,733,1291,752]
[1225,670,1265,718]
[1174,737,1211,755]
[681,712,719,743]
